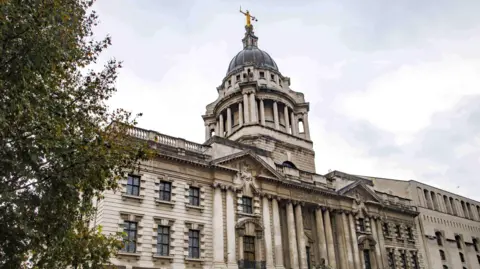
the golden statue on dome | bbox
[239,6,257,27]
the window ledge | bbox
[407,239,416,243]
[237,212,257,218]
[121,194,144,201]
[185,257,204,263]
[385,235,393,239]
[186,204,204,211]
[155,198,175,207]
[153,254,174,261]
[117,252,141,258]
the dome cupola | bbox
[226,24,279,75]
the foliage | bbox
[0,0,151,267]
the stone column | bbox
[342,212,354,269]
[290,111,297,135]
[219,114,224,137]
[215,122,219,136]
[213,186,225,265]
[226,189,236,267]
[249,93,257,123]
[324,209,336,268]
[263,197,274,268]
[370,219,383,269]
[303,113,311,140]
[260,99,266,126]
[205,125,210,140]
[336,212,348,269]
[375,219,387,267]
[284,105,290,133]
[272,198,285,269]
[273,101,280,130]
[348,214,361,269]
[226,107,232,136]
[286,202,299,268]
[243,93,250,123]
[295,204,307,269]
[315,208,328,263]
[239,102,243,127]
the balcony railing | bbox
[127,126,209,154]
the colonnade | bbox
[211,184,387,269]
[205,91,310,140]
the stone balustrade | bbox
[127,126,210,154]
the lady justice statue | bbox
[239,7,258,27]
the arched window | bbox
[435,231,443,246]
[282,161,297,169]
[298,119,305,133]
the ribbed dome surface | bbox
[227,47,278,74]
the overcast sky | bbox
[92,0,480,201]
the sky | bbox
[92,0,480,201]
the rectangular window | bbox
[383,222,390,236]
[407,226,414,240]
[159,181,172,201]
[189,187,200,206]
[439,250,446,260]
[242,196,253,214]
[363,250,372,269]
[188,229,200,259]
[126,175,140,196]
[474,238,479,252]
[244,236,255,261]
[395,224,401,238]
[358,218,365,232]
[411,251,419,269]
[123,221,137,253]
[236,75,241,82]
[460,252,465,263]
[456,235,462,249]
[259,71,265,78]
[157,225,170,256]
[401,252,407,269]
[436,232,443,246]
[387,251,396,269]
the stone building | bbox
[370,177,480,269]
[96,23,428,269]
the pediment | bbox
[211,150,282,180]
[338,180,382,204]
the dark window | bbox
[123,221,137,253]
[282,161,297,169]
[159,181,171,201]
[228,80,231,86]
[411,251,419,269]
[188,230,200,258]
[396,224,401,238]
[460,252,465,263]
[358,218,365,232]
[189,187,200,206]
[259,71,265,78]
[126,175,140,196]
[440,250,446,260]
[236,75,241,82]
[407,226,414,240]
[244,236,255,261]
[242,196,253,214]
[306,246,312,269]
[443,266,448,269]
[436,231,443,246]
[270,74,275,81]
[473,238,479,252]
[384,222,390,236]
[364,250,372,269]
[387,251,396,269]
[400,252,407,269]
[157,225,170,256]
[456,235,462,249]
[477,255,480,264]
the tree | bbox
[0,0,151,267]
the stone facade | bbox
[95,23,476,269]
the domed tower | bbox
[202,20,315,173]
